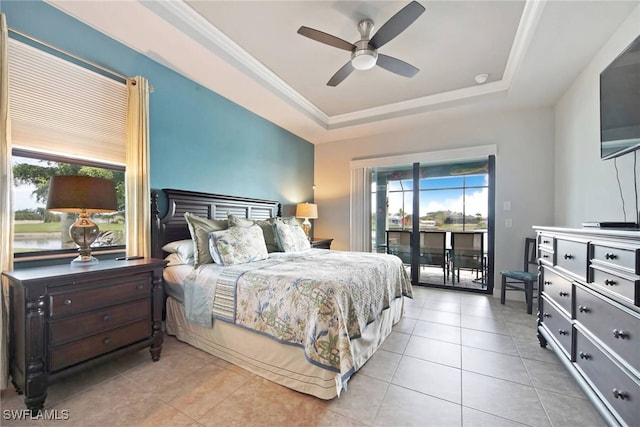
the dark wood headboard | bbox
[151,189,282,258]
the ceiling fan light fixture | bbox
[351,49,378,70]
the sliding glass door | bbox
[371,157,495,293]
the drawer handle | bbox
[544,281,552,285]
[543,313,551,318]
[563,253,573,260]
[612,329,629,339]
[103,314,111,321]
[558,329,569,336]
[542,254,549,259]
[604,279,617,286]
[543,239,550,244]
[136,284,144,290]
[559,291,569,297]
[612,389,629,400]
[578,305,590,313]
[605,253,618,260]
[578,351,591,360]
[103,337,112,345]
[63,299,72,306]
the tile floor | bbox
[1,286,607,427]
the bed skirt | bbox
[165,294,405,399]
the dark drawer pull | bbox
[543,239,551,244]
[612,389,629,400]
[543,313,551,318]
[578,351,591,359]
[542,254,550,259]
[612,329,629,339]
[544,281,552,285]
[605,253,618,260]
[559,291,569,297]
[103,337,112,345]
[63,299,72,305]
[103,314,111,321]
[563,253,573,260]
[578,305,590,313]
[558,329,569,336]
[604,279,617,286]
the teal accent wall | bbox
[2,1,315,215]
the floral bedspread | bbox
[193,250,411,383]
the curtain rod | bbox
[8,26,136,86]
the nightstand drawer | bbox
[49,299,150,346]
[49,320,150,372]
[49,276,150,318]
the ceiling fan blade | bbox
[297,26,355,51]
[376,54,419,78]
[327,62,355,86]
[369,1,426,50]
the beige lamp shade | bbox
[46,175,117,213]
[295,203,318,219]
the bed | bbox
[151,189,412,399]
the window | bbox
[13,150,125,257]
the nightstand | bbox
[2,258,167,413]
[310,238,333,249]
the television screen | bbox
[600,33,640,160]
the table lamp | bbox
[46,175,118,266]
[295,202,318,240]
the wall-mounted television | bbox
[600,33,640,160]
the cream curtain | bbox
[0,13,14,390]
[125,76,151,258]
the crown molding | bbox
[142,0,544,130]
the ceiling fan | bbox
[297,1,426,87]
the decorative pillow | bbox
[208,224,268,266]
[274,222,311,252]
[228,214,298,253]
[184,212,228,267]
[161,239,195,265]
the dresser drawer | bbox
[541,268,573,315]
[49,299,150,346]
[575,330,640,427]
[539,247,554,267]
[540,296,573,357]
[590,265,637,306]
[591,241,639,275]
[575,285,640,371]
[49,276,151,318]
[49,320,150,372]
[538,233,554,251]
[556,238,588,281]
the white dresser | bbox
[534,226,639,427]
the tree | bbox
[13,160,125,210]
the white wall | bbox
[555,6,640,226]
[314,107,555,294]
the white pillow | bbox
[161,239,195,265]
[164,253,188,267]
[274,222,311,252]
[208,224,269,266]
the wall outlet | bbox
[503,201,511,211]
[505,218,513,228]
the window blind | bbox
[7,38,127,165]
